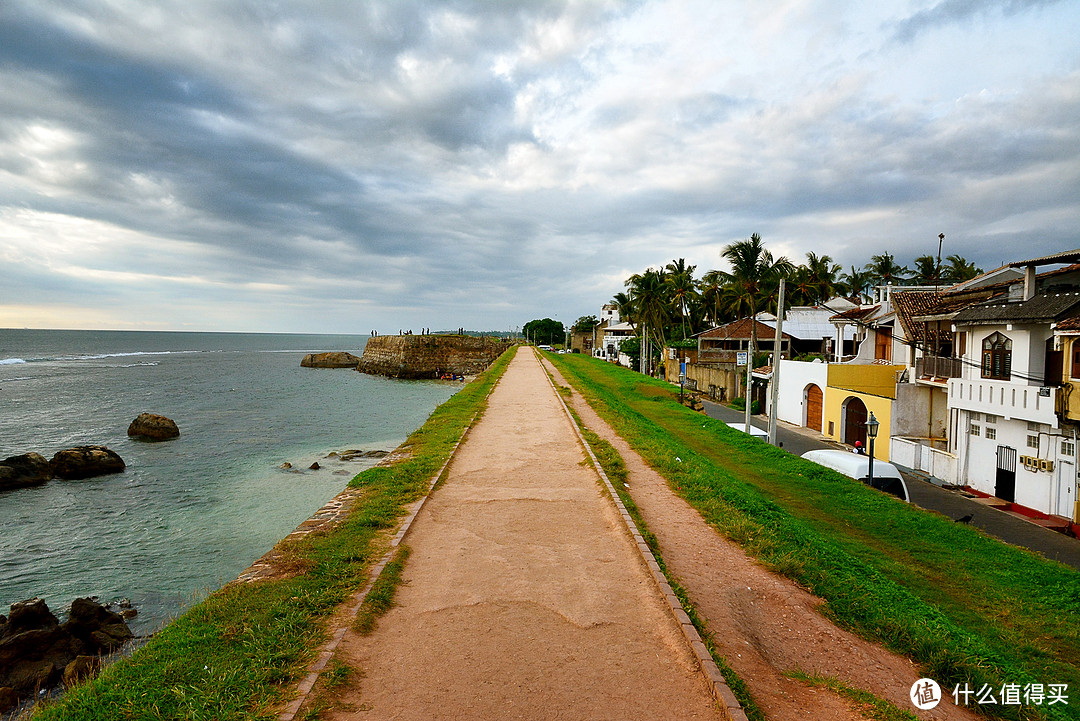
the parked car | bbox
[800,449,909,502]
[727,422,769,440]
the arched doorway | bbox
[804,384,823,432]
[843,396,868,447]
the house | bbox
[588,303,635,364]
[945,254,1080,523]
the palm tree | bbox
[665,258,698,339]
[911,255,940,285]
[942,255,983,284]
[840,266,874,303]
[697,270,727,327]
[610,291,635,328]
[800,252,841,305]
[864,252,910,287]
[625,268,671,374]
[718,233,793,359]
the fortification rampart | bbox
[357,335,510,379]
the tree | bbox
[717,233,793,358]
[625,268,671,374]
[610,292,634,327]
[697,270,727,327]
[664,258,698,339]
[840,266,874,302]
[942,255,983,283]
[792,252,841,305]
[522,318,564,345]
[911,255,940,285]
[864,252,910,287]
[571,315,599,332]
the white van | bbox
[800,449,910,502]
[727,422,769,440]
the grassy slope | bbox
[550,352,1080,721]
[34,349,515,721]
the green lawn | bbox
[549,352,1080,721]
[33,349,514,721]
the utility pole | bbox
[744,333,753,434]
[768,279,786,446]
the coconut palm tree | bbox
[610,291,635,328]
[665,258,698,339]
[840,266,874,303]
[912,255,940,285]
[798,252,841,305]
[942,255,983,283]
[625,268,671,374]
[864,252,910,287]
[717,233,793,359]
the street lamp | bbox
[866,411,880,488]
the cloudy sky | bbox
[1,0,1078,334]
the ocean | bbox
[0,329,460,634]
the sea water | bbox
[0,329,459,633]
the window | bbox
[971,412,983,422]
[984,414,997,424]
[1027,421,1043,432]
[1073,340,1080,379]
[970,425,981,436]
[1062,440,1076,456]
[985,427,997,440]
[1027,435,1040,449]
[982,332,1012,380]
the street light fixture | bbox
[866,411,880,488]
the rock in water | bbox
[0,453,53,492]
[49,446,125,480]
[300,352,361,368]
[127,413,180,441]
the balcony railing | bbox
[916,354,963,380]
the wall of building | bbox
[775,359,828,427]
[828,364,902,399]
[821,388,894,461]
[357,335,509,379]
[893,383,948,439]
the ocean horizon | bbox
[0,328,460,633]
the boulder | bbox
[62,655,98,689]
[127,413,180,441]
[0,598,133,701]
[300,352,361,368]
[62,598,132,654]
[0,453,53,492]
[0,686,16,713]
[49,446,125,480]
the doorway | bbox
[1056,460,1076,518]
[995,445,1017,503]
[805,384,823,432]
[843,396,868,447]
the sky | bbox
[1,0,1078,334]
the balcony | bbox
[915,355,963,383]
[947,378,1058,427]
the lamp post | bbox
[866,411,880,487]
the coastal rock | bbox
[0,453,53,492]
[0,686,16,713]
[62,656,98,689]
[309,462,320,470]
[49,446,125,480]
[300,352,361,368]
[0,598,133,700]
[127,413,180,441]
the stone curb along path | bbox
[539,356,748,721]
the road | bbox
[702,400,1080,571]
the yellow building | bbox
[820,364,904,462]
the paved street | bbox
[702,400,1080,571]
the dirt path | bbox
[547,359,980,721]
[323,347,725,720]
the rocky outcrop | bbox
[127,413,180,441]
[356,335,509,379]
[49,446,125,480]
[0,453,53,492]
[0,597,132,702]
[300,352,362,368]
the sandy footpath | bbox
[324,347,724,720]
[546,358,980,721]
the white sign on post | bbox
[737,351,748,366]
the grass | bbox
[785,671,920,721]
[549,352,1080,721]
[32,347,515,721]
[353,545,411,635]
